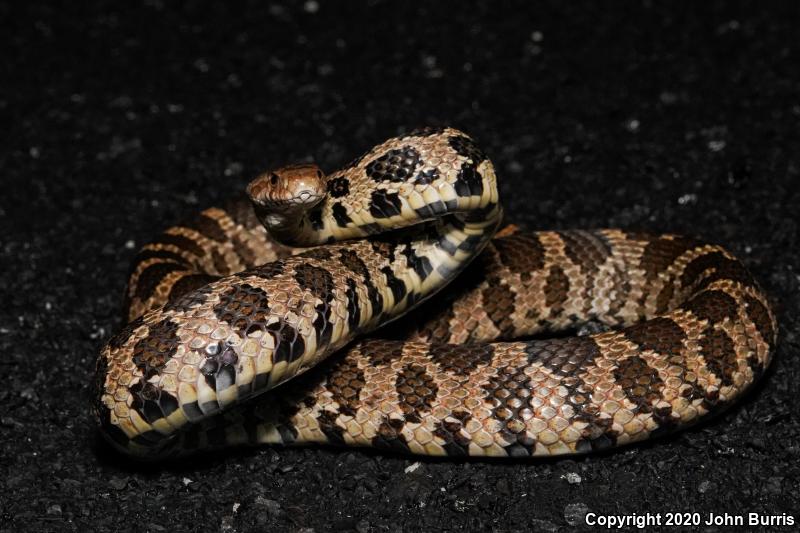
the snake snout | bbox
[247,164,326,210]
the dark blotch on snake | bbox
[454,163,484,197]
[744,295,774,344]
[482,280,516,338]
[680,251,754,290]
[395,363,438,424]
[131,319,181,380]
[158,233,206,258]
[401,246,433,280]
[327,358,366,416]
[300,248,333,261]
[448,134,486,164]
[307,206,324,230]
[327,176,350,198]
[130,380,180,424]
[168,274,219,304]
[365,146,420,183]
[700,328,738,387]
[186,213,227,243]
[132,249,190,270]
[293,263,335,302]
[381,266,407,304]
[345,278,361,333]
[135,262,186,300]
[639,235,701,284]
[316,410,346,445]
[544,265,570,312]
[429,344,495,375]
[269,320,305,363]
[624,317,686,355]
[369,189,403,218]
[372,418,412,454]
[682,290,739,323]
[331,202,352,227]
[613,355,665,414]
[413,168,439,186]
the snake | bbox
[93,127,777,459]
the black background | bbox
[2,1,799,531]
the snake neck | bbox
[251,204,309,245]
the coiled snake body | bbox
[94,128,777,459]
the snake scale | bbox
[93,127,777,459]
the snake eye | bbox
[270,173,279,186]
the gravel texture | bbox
[2,1,799,532]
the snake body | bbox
[93,128,777,459]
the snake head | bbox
[247,164,329,244]
[247,164,327,213]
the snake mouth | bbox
[295,190,323,205]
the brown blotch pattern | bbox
[131,319,181,379]
[558,230,610,274]
[211,249,230,275]
[433,412,474,456]
[412,305,455,343]
[655,283,675,314]
[369,239,396,261]
[526,337,614,447]
[168,274,219,304]
[293,263,336,301]
[249,259,286,280]
[301,248,334,261]
[365,146,420,183]
[528,336,601,377]
[544,265,570,310]
[327,176,350,198]
[395,363,438,423]
[613,355,665,413]
[339,249,370,278]
[360,339,405,366]
[744,295,775,345]
[186,213,227,243]
[481,280,517,338]
[212,284,271,335]
[700,328,738,387]
[231,235,258,266]
[135,262,187,300]
[492,233,545,273]
[624,317,686,355]
[428,344,495,375]
[108,315,145,350]
[682,290,739,324]
[448,135,486,164]
[639,235,700,283]
[481,365,538,454]
[326,357,366,417]
[680,251,754,290]
[159,233,206,258]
